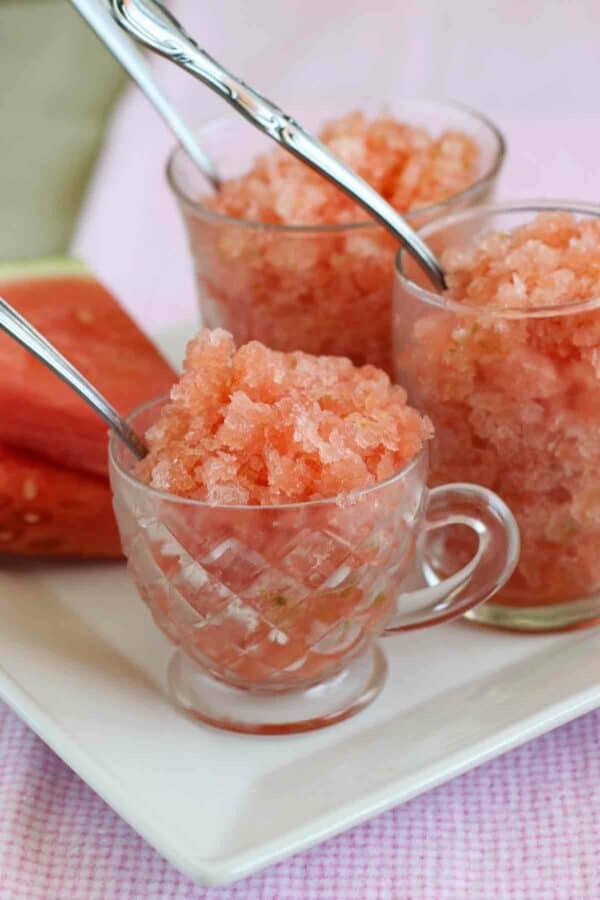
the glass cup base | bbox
[167,644,388,735]
[466,592,600,633]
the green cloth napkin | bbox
[0,0,126,258]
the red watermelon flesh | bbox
[0,443,121,558]
[0,258,175,475]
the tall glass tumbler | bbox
[394,201,600,632]
[167,98,505,373]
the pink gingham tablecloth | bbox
[0,701,599,899]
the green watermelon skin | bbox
[0,443,122,558]
[0,258,175,474]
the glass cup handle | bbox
[384,483,520,632]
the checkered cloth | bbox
[0,700,598,899]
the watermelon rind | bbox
[0,257,91,283]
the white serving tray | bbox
[0,325,598,886]
[0,559,599,886]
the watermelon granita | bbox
[116,329,432,687]
[138,328,432,502]
[173,110,485,373]
[395,210,600,612]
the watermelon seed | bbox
[22,479,38,500]
[23,512,41,525]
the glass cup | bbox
[109,396,519,734]
[394,201,600,632]
[167,98,505,373]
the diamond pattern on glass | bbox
[243,569,309,626]
[279,528,357,589]
[114,469,417,689]
[310,619,364,655]
[189,596,273,669]
[200,538,270,594]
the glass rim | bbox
[109,394,427,512]
[165,96,506,234]
[395,198,600,319]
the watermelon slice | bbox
[0,443,121,558]
[0,258,175,475]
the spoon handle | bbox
[110,0,446,290]
[69,0,221,190]
[0,298,148,461]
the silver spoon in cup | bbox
[0,298,148,461]
[109,0,448,290]
[69,0,222,191]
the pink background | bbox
[2,1,600,896]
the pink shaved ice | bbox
[189,112,480,372]
[443,212,600,311]
[206,112,479,227]
[137,329,432,505]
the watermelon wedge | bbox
[0,443,121,558]
[0,258,175,475]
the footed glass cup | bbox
[109,398,519,734]
[394,201,600,632]
[166,98,505,373]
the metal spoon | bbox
[69,0,221,190]
[0,298,148,460]
[109,0,447,290]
